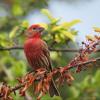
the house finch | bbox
[24,24,60,96]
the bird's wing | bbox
[41,41,60,96]
[41,41,53,71]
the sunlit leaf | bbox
[70,19,81,26]
[86,35,95,41]
[0,33,13,46]
[39,23,48,29]
[61,19,81,28]
[52,26,63,32]
[21,21,29,28]
[93,27,100,32]
[62,31,75,41]
[9,21,28,39]
[12,4,23,16]
[41,9,54,21]
[50,52,58,60]
[9,26,19,39]
[51,18,60,25]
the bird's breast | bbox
[24,38,44,69]
[24,38,42,53]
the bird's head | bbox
[25,24,44,38]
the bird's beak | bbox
[38,27,45,32]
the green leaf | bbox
[61,19,81,28]
[21,20,29,28]
[12,4,23,16]
[11,61,27,77]
[41,94,62,100]
[81,76,90,89]
[52,96,62,100]
[9,26,19,39]
[41,9,54,21]
[38,23,48,29]
[0,33,13,46]
[9,21,28,39]
[52,26,63,32]
[70,19,81,26]
[62,31,75,41]
[70,86,79,98]
[41,94,52,100]
[93,70,100,87]
[51,18,60,25]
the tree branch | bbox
[67,57,100,70]
[0,57,99,98]
[0,46,23,51]
[0,46,100,52]
[50,48,100,52]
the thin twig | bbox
[0,46,23,51]
[67,57,100,70]
[0,46,100,52]
[11,84,25,92]
[50,48,100,52]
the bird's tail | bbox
[49,79,60,97]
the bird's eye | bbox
[32,27,36,30]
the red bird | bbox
[24,24,60,96]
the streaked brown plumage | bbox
[24,24,60,96]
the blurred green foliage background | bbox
[0,0,100,100]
